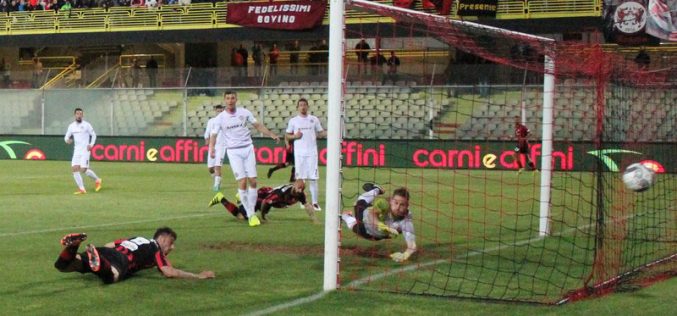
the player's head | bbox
[74,108,83,122]
[154,227,177,256]
[297,98,309,115]
[223,91,238,110]
[292,179,305,194]
[389,187,410,219]
[514,116,521,126]
[214,104,224,114]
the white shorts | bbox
[71,150,91,168]
[207,145,226,168]
[226,144,257,180]
[294,154,319,180]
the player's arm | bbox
[159,266,215,280]
[64,126,73,144]
[391,218,417,263]
[316,129,327,138]
[252,122,280,143]
[203,121,211,145]
[87,124,96,151]
[208,134,217,158]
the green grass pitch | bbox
[0,160,673,315]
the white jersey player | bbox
[285,98,326,211]
[64,108,101,194]
[204,104,226,191]
[209,91,280,227]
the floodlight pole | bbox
[538,50,555,236]
[324,0,345,291]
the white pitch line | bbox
[245,213,636,316]
[0,212,223,237]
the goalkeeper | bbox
[341,183,417,263]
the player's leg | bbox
[208,191,243,218]
[71,153,86,194]
[80,151,102,192]
[267,162,288,178]
[54,233,88,272]
[306,155,321,211]
[86,245,126,284]
[289,166,296,182]
[243,146,261,226]
[212,145,226,191]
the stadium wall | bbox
[0,135,672,172]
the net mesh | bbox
[336,0,676,304]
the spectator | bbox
[634,49,650,69]
[177,0,190,5]
[130,58,142,88]
[145,0,157,8]
[1,58,10,88]
[231,47,243,77]
[269,43,280,76]
[369,52,386,75]
[355,38,370,74]
[146,56,158,87]
[0,0,10,13]
[252,43,263,77]
[317,39,328,74]
[31,57,43,88]
[308,42,319,75]
[60,0,72,10]
[289,40,300,74]
[237,44,249,77]
[386,51,400,82]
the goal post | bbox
[323,0,675,303]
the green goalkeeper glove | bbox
[377,222,399,237]
[390,251,411,263]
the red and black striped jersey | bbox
[113,236,171,274]
[256,183,307,210]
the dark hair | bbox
[392,187,410,200]
[154,227,177,240]
[223,90,237,97]
[297,98,308,106]
[74,108,83,113]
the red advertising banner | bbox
[226,0,327,30]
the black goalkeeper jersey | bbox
[113,237,171,273]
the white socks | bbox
[214,176,221,187]
[238,189,252,217]
[357,189,380,205]
[248,188,258,217]
[341,213,357,229]
[308,180,319,205]
[85,169,99,181]
[73,172,85,190]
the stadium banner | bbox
[646,0,677,41]
[603,0,661,45]
[226,0,327,30]
[0,136,672,173]
[457,0,498,17]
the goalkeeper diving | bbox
[341,183,417,263]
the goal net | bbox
[328,0,676,304]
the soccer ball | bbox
[622,163,655,192]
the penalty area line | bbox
[0,212,223,237]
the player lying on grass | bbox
[54,227,215,284]
[341,183,417,263]
[208,179,318,223]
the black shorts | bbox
[515,143,529,154]
[285,150,294,165]
[80,247,129,277]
